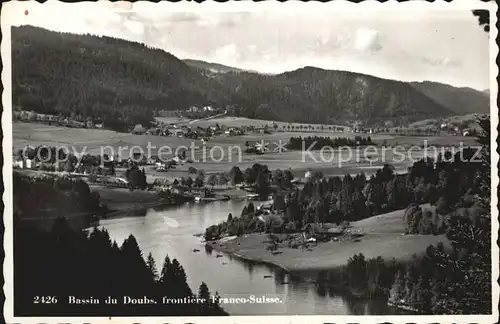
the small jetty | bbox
[194,188,230,202]
[195,195,230,202]
[264,275,272,278]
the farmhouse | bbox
[13,156,25,169]
[132,124,147,135]
[15,158,34,169]
[302,223,344,241]
[187,106,200,113]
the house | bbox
[302,223,344,241]
[171,129,185,137]
[132,124,147,135]
[13,157,24,168]
[257,214,284,229]
[187,106,200,113]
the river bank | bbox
[91,185,248,218]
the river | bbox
[97,200,405,315]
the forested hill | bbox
[13,25,455,129]
[183,59,246,73]
[224,66,453,125]
[410,81,490,115]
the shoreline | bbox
[103,199,182,218]
[212,242,292,273]
[205,228,448,273]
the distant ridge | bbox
[410,81,490,115]
[13,25,466,129]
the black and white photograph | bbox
[2,1,498,322]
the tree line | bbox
[286,136,373,150]
[13,25,451,130]
[13,171,102,221]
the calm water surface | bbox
[97,200,403,315]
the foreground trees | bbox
[287,135,373,150]
[388,115,492,314]
[14,219,226,316]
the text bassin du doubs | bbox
[62,295,283,305]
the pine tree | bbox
[146,252,158,282]
[160,255,172,285]
[170,258,193,297]
[198,281,212,314]
[198,281,211,301]
[389,269,405,305]
[255,169,271,200]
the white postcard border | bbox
[2,0,498,323]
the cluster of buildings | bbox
[131,122,250,139]
[13,110,103,129]
[157,105,224,119]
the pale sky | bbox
[5,1,492,90]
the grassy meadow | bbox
[212,204,449,272]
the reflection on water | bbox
[97,200,399,315]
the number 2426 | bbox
[33,296,58,304]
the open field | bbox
[13,121,478,182]
[408,113,485,130]
[212,204,448,272]
[154,116,191,124]
[185,116,350,131]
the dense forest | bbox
[13,171,102,221]
[286,135,373,150]
[12,25,458,130]
[14,221,226,316]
